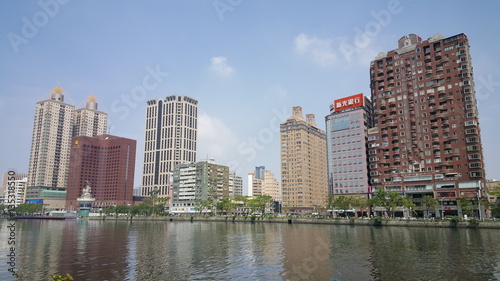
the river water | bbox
[1,219,499,280]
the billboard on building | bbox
[333,93,364,112]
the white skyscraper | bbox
[142,95,198,197]
[28,87,75,190]
[73,95,108,137]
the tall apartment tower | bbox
[325,94,373,197]
[142,95,198,197]
[368,34,485,212]
[73,95,108,137]
[280,106,328,211]
[28,86,75,190]
[66,134,136,210]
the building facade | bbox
[368,33,485,214]
[142,95,198,198]
[1,172,28,205]
[27,87,108,210]
[325,93,373,197]
[73,95,108,137]
[2,176,27,207]
[28,87,75,190]
[248,167,281,201]
[170,160,229,214]
[66,134,136,210]
[280,106,328,210]
[229,171,243,198]
[263,170,281,201]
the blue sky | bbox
[1,0,500,191]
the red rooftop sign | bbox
[334,93,364,112]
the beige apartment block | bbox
[280,106,328,210]
[28,87,75,189]
[73,95,108,137]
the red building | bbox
[368,33,485,217]
[66,134,136,211]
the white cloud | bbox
[197,112,240,163]
[210,56,235,78]
[294,33,337,66]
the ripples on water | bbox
[0,219,499,280]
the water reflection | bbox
[1,219,499,280]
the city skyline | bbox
[2,1,500,190]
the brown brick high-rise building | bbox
[368,33,485,217]
[66,134,136,211]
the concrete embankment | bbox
[87,216,500,229]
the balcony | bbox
[466,145,480,152]
[434,112,445,119]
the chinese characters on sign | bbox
[334,93,364,112]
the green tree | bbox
[115,205,129,216]
[139,202,153,216]
[156,196,171,213]
[325,194,335,217]
[195,200,212,215]
[350,197,367,218]
[492,207,500,218]
[142,197,153,206]
[153,204,165,215]
[234,195,250,215]
[148,188,160,206]
[459,197,474,217]
[216,198,235,215]
[332,196,353,217]
[401,196,417,217]
[15,203,43,215]
[248,195,272,215]
[422,195,438,218]
[129,205,140,217]
[372,190,408,218]
[102,206,116,216]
